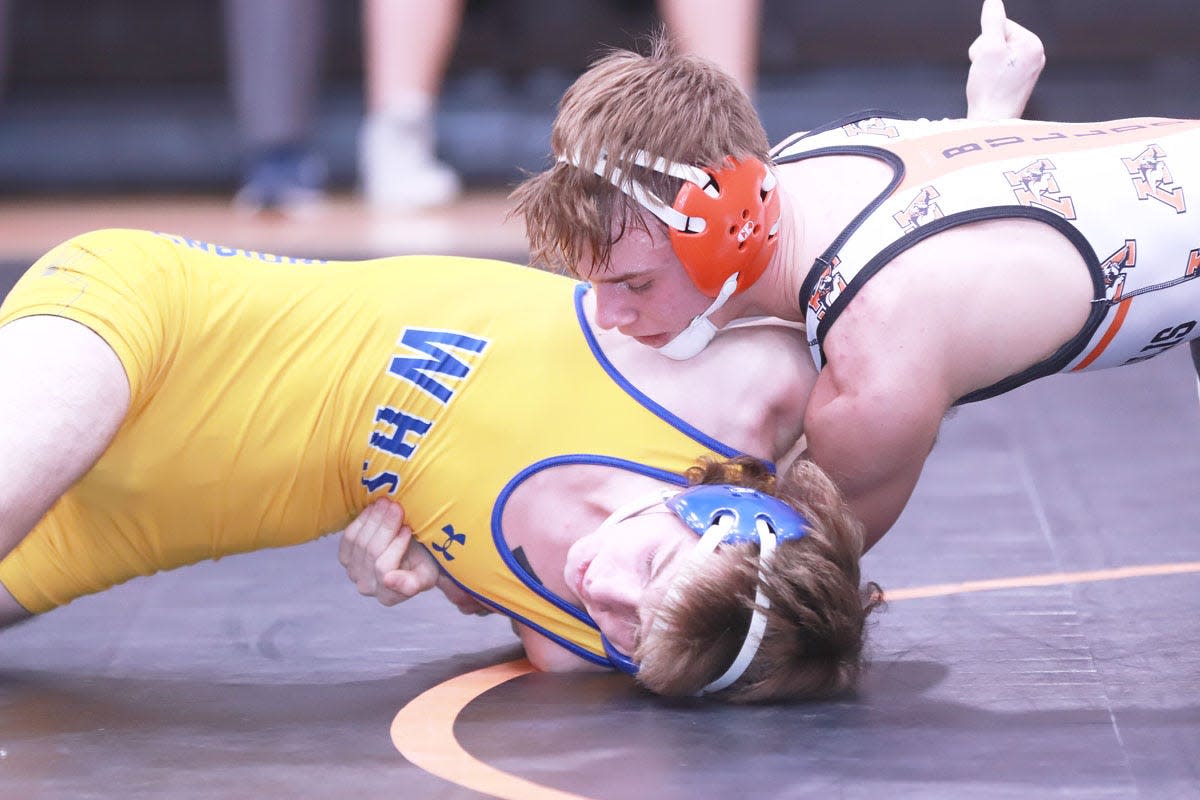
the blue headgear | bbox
[600,483,808,693]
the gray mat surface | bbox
[1,273,1197,799]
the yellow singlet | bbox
[0,229,748,666]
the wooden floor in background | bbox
[0,190,531,266]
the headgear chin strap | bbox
[596,484,808,695]
[559,148,781,359]
[655,273,739,360]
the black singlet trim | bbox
[776,143,908,309]
[769,108,908,157]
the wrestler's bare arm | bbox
[965,0,1044,120]
[801,347,948,551]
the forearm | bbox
[802,378,941,550]
[805,437,921,551]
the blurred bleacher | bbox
[0,0,1198,195]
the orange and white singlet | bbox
[777,114,1200,402]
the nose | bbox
[592,284,637,331]
[584,570,639,611]
[583,573,640,650]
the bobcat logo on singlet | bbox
[892,186,943,233]
[1003,159,1077,220]
[1121,145,1187,214]
[807,256,846,320]
[842,118,900,138]
[1100,240,1137,303]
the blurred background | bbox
[0,0,1197,264]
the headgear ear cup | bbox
[670,157,781,297]
[560,147,782,358]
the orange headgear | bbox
[562,149,781,298]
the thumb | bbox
[980,0,1007,38]
[383,569,425,598]
[384,559,440,597]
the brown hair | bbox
[510,35,769,275]
[634,456,883,703]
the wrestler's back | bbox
[779,116,1200,399]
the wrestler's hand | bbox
[338,499,439,606]
[965,0,1044,120]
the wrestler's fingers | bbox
[979,0,1006,38]
[383,552,440,599]
[337,500,388,568]
[359,499,406,561]
[371,577,416,607]
[346,501,403,585]
[374,571,433,606]
[374,526,413,578]
[339,501,404,593]
[336,513,362,568]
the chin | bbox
[633,333,671,348]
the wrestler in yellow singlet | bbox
[0,229,751,665]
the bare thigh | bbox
[0,315,130,561]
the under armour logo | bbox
[431,524,466,561]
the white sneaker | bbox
[359,113,461,210]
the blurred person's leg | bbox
[359,0,464,209]
[658,0,761,94]
[0,0,11,94]
[224,0,328,212]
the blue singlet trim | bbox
[489,454,690,668]
[573,283,742,460]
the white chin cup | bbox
[656,316,718,360]
[654,273,740,361]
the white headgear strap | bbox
[558,148,716,234]
[652,514,778,694]
[557,149,740,360]
[655,273,740,360]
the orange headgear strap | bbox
[562,149,781,298]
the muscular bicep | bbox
[803,368,946,550]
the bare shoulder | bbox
[514,622,608,673]
[700,322,816,461]
[707,322,816,390]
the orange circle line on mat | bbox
[390,560,1200,799]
